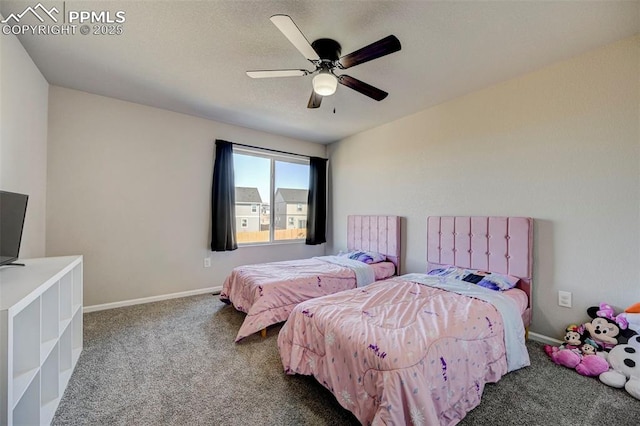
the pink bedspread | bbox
[221,258,359,341]
[278,277,513,425]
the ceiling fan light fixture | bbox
[312,71,338,96]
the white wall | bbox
[327,36,640,339]
[47,87,325,307]
[0,29,48,259]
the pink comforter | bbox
[221,258,358,341]
[278,277,512,425]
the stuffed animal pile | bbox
[544,302,640,400]
[544,321,609,377]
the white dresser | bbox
[0,256,83,425]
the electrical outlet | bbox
[558,290,572,308]
[203,257,211,268]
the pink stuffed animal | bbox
[544,344,609,376]
[544,326,609,377]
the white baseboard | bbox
[528,331,562,346]
[84,286,223,313]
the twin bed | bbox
[220,215,401,341]
[277,216,533,425]
[220,215,533,425]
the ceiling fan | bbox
[246,15,401,109]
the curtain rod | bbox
[222,140,325,160]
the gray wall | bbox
[46,87,326,307]
[0,28,48,259]
[327,36,640,340]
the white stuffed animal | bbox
[599,334,640,400]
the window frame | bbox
[233,147,309,246]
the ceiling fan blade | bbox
[307,90,322,108]
[270,15,320,61]
[338,75,388,101]
[246,69,308,78]
[339,35,401,69]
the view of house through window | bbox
[233,149,309,244]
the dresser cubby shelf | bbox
[1,255,83,425]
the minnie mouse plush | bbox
[560,324,583,349]
[584,303,637,351]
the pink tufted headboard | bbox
[426,216,533,327]
[347,215,402,274]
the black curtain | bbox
[306,157,327,245]
[210,140,237,251]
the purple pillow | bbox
[340,250,386,264]
[428,266,519,291]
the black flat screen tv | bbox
[0,190,29,267]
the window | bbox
[233,148,309,244]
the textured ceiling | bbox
[2,1,639,144]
